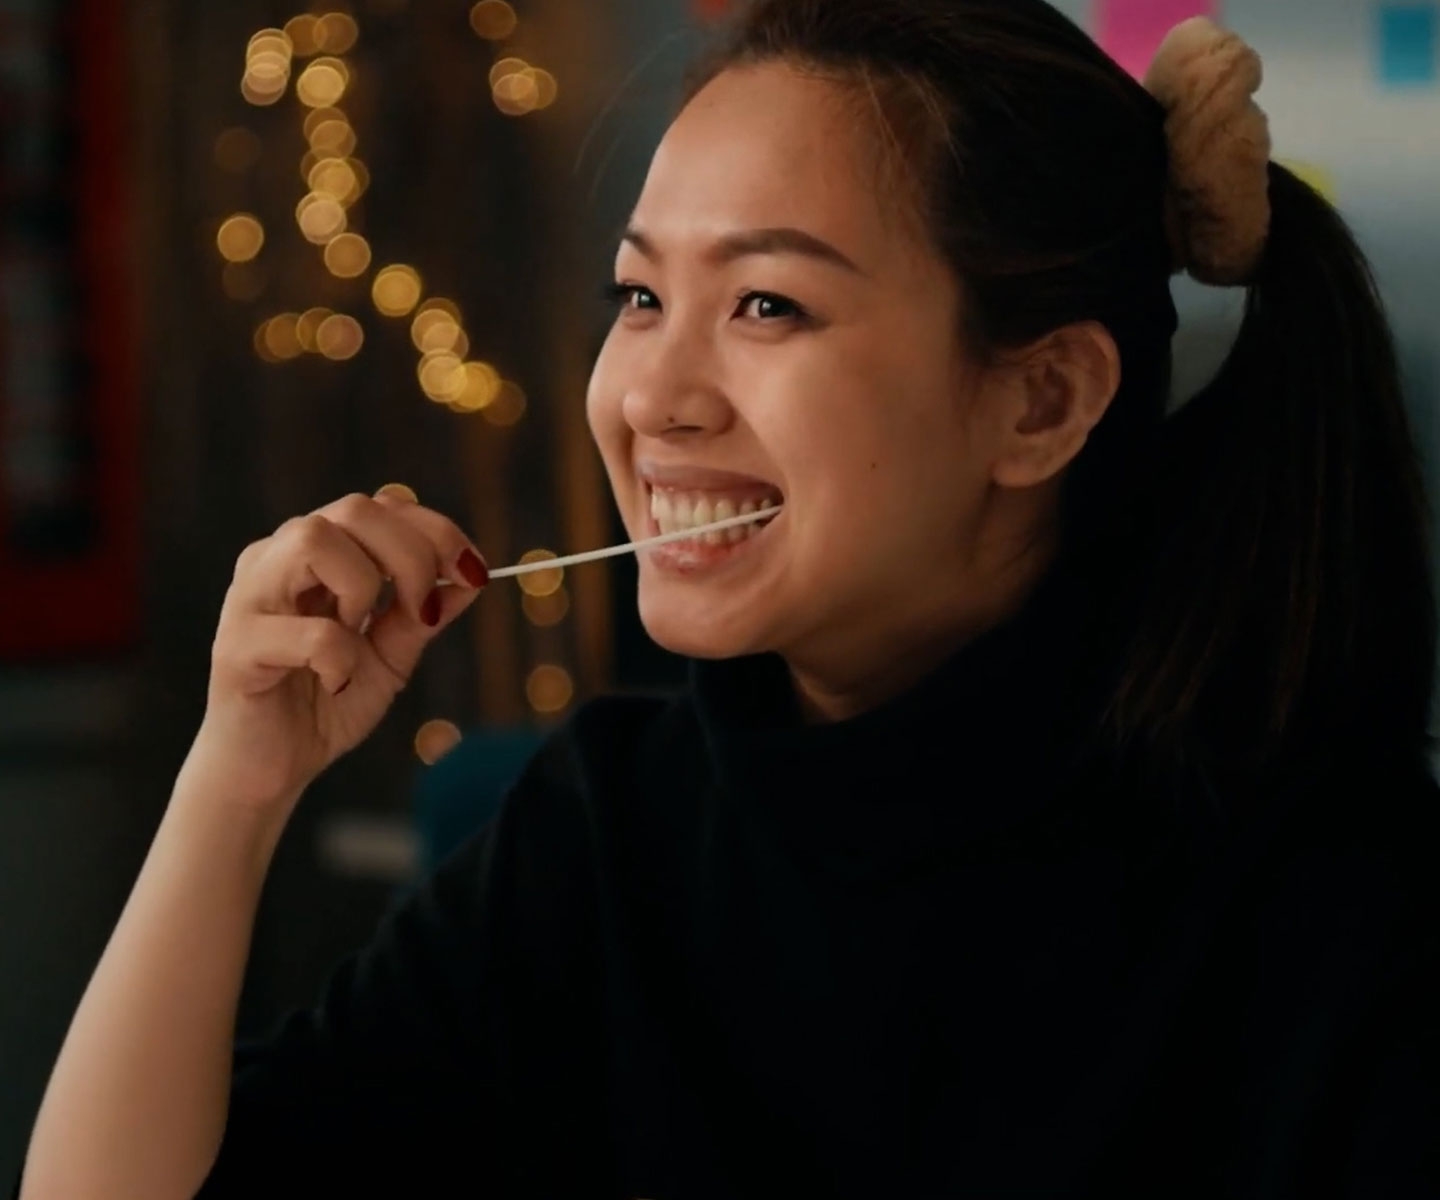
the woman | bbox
[21,1,1439,1196]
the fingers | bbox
[230,514,387,632]
[213,613,363,696]
[310,492,444,624]
[370,486,490,591]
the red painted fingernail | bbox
[457,549,489,589]
[421,588,442,627]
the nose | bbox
[621,322,734,441]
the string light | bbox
[469,1,518,40]
[417,352,467,402]
[522,588,569,627]
[296,57,350,108]
[526,664,574,714]
[316,313,365,360]
[481,379,527,426]
[323,232,372,278]
[448,360,500,411]
[315,12,360,54]
[295,306,333,352]
[242,28,292,105]
[515,550,563,597]
[283,14,321,57]
[260,313,304,360]
[372,264,423,316]
[413,719,463,765]
[216,213,264,262]
[296,191,347,243]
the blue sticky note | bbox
[1378,4,1437,86]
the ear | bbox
[988,321,1122,489]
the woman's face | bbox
[587,62,1022,693]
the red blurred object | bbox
[0,0,139,659]
[693,0,734,22]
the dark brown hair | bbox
[686,0,1435,770]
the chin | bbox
[636,583,771,661]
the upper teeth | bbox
[650,489,776,544]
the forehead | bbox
[632,62,898,259]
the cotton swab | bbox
[484,504,782,580]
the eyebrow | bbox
[619,225,864,275]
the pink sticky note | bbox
[1095,0,1220,80]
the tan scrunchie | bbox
[1143,17,1272,286]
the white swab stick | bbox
[485,505,782,580]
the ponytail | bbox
[1108,164,1436,769]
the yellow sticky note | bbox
[1279,159,1337,204]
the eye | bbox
[602,282,659,312]
[735,291,808,322]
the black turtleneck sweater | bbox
[196,559,1440,1199]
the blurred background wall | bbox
[1,0,1436,1181]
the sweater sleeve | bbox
[195,720,610,1197]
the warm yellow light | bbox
[418,353,467,402]
[516,549,562,597]
[347,158,371,203]
[450,360,500,411]
[303,105,347,140]
[295,307,333,352]
[296,192,347,244]
[213,127,262,172]
[413,718,463,765]
[221,261,266,302]
[469,0,518,39]
[493,70,539,116]
[241,74,287,106]
[371,265,423,317]
[307,118,357,158]
[254,320,279,363]
[410,306,464,352]
[246,29,293,60]
[283,14,321,57]
[415,296,462,321]
[216,213,264,263]
[482,379,527,426]
[316,12,360,54]
[296,58,349,108]
[262,313,304,361]
[488,56,528,88]
[531,69,558,110]
[316,313,365,360]
[308,156,359,203]
[323,232,372,279]
[246,50,290,80]
[525,664,574,714]
[522,587,569,627]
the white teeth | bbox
[711,499,735,545]
[647,487,780,543]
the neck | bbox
[786,528,1058,724]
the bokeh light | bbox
[221,261,266,302]
[216,213,264,263]
[522,588,569,627]
[283,14,321,57]
[316,12,360,54]
[410,303,464,352]
[242,28,292,105]
[481,379,527,426]
[295,307,333,352]
[449,361,500,411]
[526,664,574,714]
[213,127,262,172]
[489,57,528,88]
[307,117,357,157]
[260,313,304,361]
[493,70,540,116]
[316,313,365,360]
[413,719,463,765]
[418,352,467,402]
[371,265,423,317]
[323,232,372,278]
[296,57,349,108]
[469,1,518,39]
[296,192,348,243]
[515,550,562,597]
[308,156,359,204]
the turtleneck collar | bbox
[687,546,1132,879]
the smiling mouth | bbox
[645,484,783,547]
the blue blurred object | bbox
[411,727,546,872]
[1378,4,1438,86]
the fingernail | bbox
[373,482,418,504]
[421,588,442,627]
[334,678,352,695]
[456,549,489,589]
